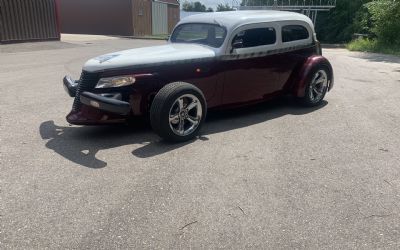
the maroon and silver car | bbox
[63,11,334,142]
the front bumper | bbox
[63,76,78,97]
[64,75,131,125]
[79,92,130,115]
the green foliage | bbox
[365,0,400,45]
[347,38,378,51]
[238,0,400,54]
[316,0,371,43]
[216,4,234,12]
[352,5,373,35]
[347,38,400,56]
[182,1,208,12]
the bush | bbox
[347,38,400,56]
[365,0,400,45]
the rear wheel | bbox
[299,66,330,107]
[150,82,206,142]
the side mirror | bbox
[230,40,243,53]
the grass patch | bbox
[347,38,400,56]
[135,34,169,40]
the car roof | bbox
[178,10,314,31]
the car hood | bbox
[83,43,216,72]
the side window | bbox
[282,25,309,43]
[233,27,276,48]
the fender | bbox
[292,55,334,98]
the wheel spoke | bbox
[310,87,315,100]
[169,114,179,123]
[313,72,321,82]
[313,88,321,95]
[316,77,326,85]
[186,101,198,111]
[187,116,199,125]
[309,69,329,102]
[178,119,185,135]
[178,98,184,111]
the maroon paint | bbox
[66,46,333,125]
[294,55,334,97]
[66,106,126,125]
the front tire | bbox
[150,82,207,142]
[299,65,330,107]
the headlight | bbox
[96,75,136,88]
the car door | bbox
[221,22,284,105]
[276,22,316,87]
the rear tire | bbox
[298,65,330,107]
[150,82,207,142]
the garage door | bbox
[0,0,60,43]
[152,1,168,35]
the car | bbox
[63,10,334,142]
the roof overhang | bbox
[153,0,180,6]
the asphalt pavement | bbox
[1,37,400,249]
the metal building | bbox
[59,0,180,37]
[0,0,60,43]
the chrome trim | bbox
[169,94,202,136]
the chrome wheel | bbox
[309,70,328,103]
[169,94,203,136]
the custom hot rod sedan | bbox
[63,11,334,142]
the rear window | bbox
[233,27,276,48]
[282,25,309,43]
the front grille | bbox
[72,71,100,111]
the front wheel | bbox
[150,82,207,142]
[299,66,330,107]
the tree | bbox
[239,0,400,45]
[365,0,400,45]
[182,1,193,11]
[216,3,234,11]
[207,7,214,12]
[182,1,209,12]
[239,0,371,43]
[315,0,371,43]
[352,4,373,35]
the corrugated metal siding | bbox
[152,1,168,35]
[0,0,59,43]
[132,0,152,36]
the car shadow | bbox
[39,97,328,168]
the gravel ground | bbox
[1,37,400,249]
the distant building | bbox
[59,0,180,37]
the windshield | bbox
[170,23,227,48]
